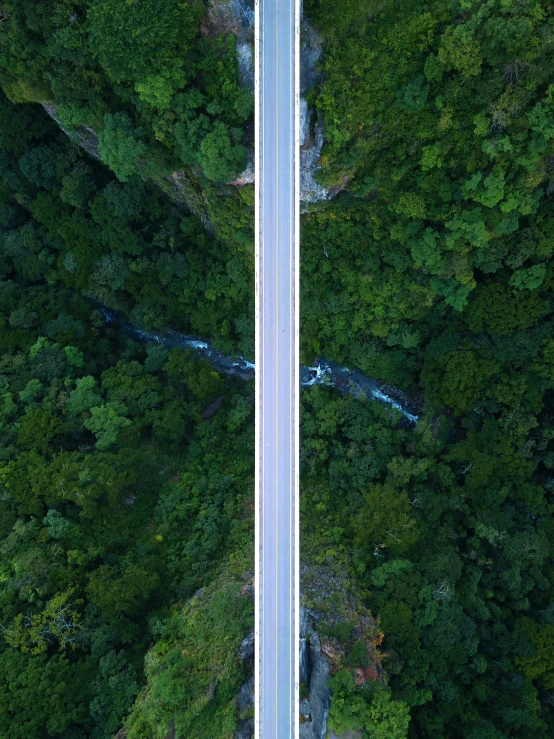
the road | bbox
[255,0,300,736]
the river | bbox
[99,306,419,424]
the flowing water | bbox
[99,306,419,424]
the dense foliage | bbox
[298,1,554,737]
[3,1,554,738]
[0,94,254,737]
[0,95,254,357]
[123,555,254,739]
[0,0,252,184]
[303,0,554,369]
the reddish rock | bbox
[369,631,384,648]
[320,640,343,669]
[364,664,379,681]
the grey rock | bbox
[236,41,254,91]
[232,0,255,92]
[237,675,254,712]
[235,718,254,739]
[300,19,324,95]
[299,694,318,739]
[300,107,329,203]
[298,608,331,739]
[42,103,101,161]
[300,698,312,719]
[231,0,254,29]
[307,629,331,739]
[300,721,319,739]
[298,17,329,203]
[239,629,255,661]
[300,635,310,685]
[204,0,254,91]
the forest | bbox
[2,0,554,738]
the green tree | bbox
[199,123,247,183]
[68,376,102,416]
[98,113,160,183]
[87,0,202,88]
[351,483,418,557]
[89,650,139,737]
[0,648,94,738]
[3,587,84,655]
[86,562,160,618]
[84,402,132,450]
[16,408,67,454]
[515,618,554,689]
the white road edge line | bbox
[275,5,280,727]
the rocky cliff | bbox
[234,553,387,739]
[42,0,331,211]
[233,607,331,739]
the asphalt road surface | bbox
[255,0,299,736]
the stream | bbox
[99,306,419,424]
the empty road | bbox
[255,0,300,736]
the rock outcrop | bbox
[299,21,329,204]
[42,103,101,161]
[201,0,255,92]
[41,0,333,222]
[216,0,330,202]
[234,608,331,739]
[299,611,331,739]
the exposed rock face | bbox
[299,21,329,204]
[300,20,323,93]
[300,612,331,739]
[218,0,330,203]
[42,103,101,161]
[300,98,328,203]
[235,718,255,739]
[164,170,216,235]
[232,0,255,92]
[234,609,331,739]
[239,629,255,662]
[202,0,254,92]
[300,635,310,685]
[237,675,254,711]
